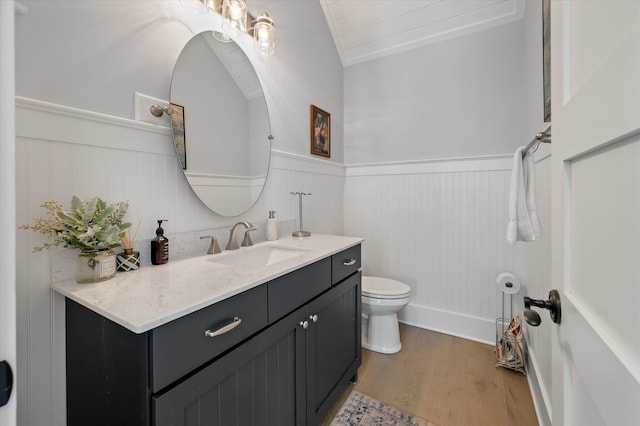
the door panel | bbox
[568,2,640,96]
[561,292,640,425]
[551,1,640,424]
[569,140,640,362]
[0,1,17,424]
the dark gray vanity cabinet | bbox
[65,244,361,426]
[306,271,361,425]
[153,305,308,426]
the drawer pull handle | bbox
[204,317,242,338]
[343,258,357,266]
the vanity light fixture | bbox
[221,0,247,34]
[193,0,275,55]
[250,13,275,56]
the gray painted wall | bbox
[15,0,344,163]
[14,2,345,424]
[344,18,528,163]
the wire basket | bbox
[495,317,525,374]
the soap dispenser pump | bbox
[266,210,278,241]
[151,219,169,265]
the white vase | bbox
[76,249,117,284]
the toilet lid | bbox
[362,276,411,299]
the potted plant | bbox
[21,195,131,283]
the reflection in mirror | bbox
[170,31,271,217]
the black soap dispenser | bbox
[151,220,169,265]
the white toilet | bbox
[361,276,411,354]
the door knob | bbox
[524,289,561,326]
[0,360,13,407]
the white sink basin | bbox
[208,245,309,268]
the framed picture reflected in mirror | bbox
[169,103,186,169]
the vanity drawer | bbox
[268,257,331,323]
[332,244,361,285]
[150,285,268,393]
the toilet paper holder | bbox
[523,290,562,326]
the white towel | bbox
[506,146,542,244]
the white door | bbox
[550,1,640,425]
[0,0,17,425]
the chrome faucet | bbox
[226,221,256,250]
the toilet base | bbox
[362,313,402,354]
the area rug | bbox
[330,390,437,426]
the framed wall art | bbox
[169,103,187,169]
[310,104,331,158]
[543,0,551,122]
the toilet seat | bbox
[362,276,411,300]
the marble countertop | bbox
[51,234,363,334]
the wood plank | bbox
[321,324,537,426]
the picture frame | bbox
[543,0,551,122]
[169,103,187,169]
[310,104,331,158]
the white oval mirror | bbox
[170,31,271,217]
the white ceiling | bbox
[204,32,264,100]
[319,0,525,67]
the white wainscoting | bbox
[344,149,552,424]
[184,173,267,218]
[15,97,344,426]
[15,95,551,425]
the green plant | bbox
[20,195,131,252]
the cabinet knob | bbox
[299,320,309,329]
[309,314,318,323]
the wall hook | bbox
[523,289,561,326]
[149,104,172,117]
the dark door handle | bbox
[0,360,13,407]
[524,290,561,326]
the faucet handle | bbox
[241,227,256,247]
[200,235,221,254]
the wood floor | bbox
[322,324,538,426]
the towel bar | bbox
[524,125,552,155]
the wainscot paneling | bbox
[343,152,551,416]
[15,97,344,426]
[16,96,551,426]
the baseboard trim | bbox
[398,303,495,345]
[525,341,552,426]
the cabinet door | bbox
[306,272,361,425]
[153,307,307,426]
